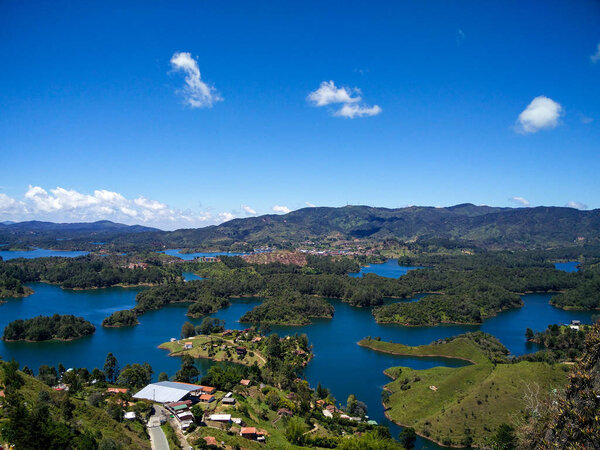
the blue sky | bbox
[1,0,599,229]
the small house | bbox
[199,394,215,403]
[236,346,247,356]
[221,397,236,405]
[240,379,251,387]
[184,342,193,350]
[240,427,257,439]
[201,386,217,395]
[209,414,231,422]
[123,411,136,420]
[203,436,218,447]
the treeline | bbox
[239,292,334,325]
[374,283,522,325]
[550,267,600,310]
[0,253,180,293]
[123,256,583,327]
[3,314,95,341]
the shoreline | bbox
[357,340,477,364]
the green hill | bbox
[0,361,150,449]
[361,333,569,447]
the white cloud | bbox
[591,43,600,63]
[241,205,257,215]
[335,103,382,119]
[304,201,316,208]
[218,212,235,222]
[170,52,222,108]
[272,205,291,214]
[308,80,381,119]
[0,186,241,230]
[456,29,466,46]
[581,115,593,124]
[565,201,588,210]
[509,196,530,207]
[515,96,563,134]
[307,81,361,106]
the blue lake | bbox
[349,259,423,278]
[0,259,592,448]
[0,248,89,260]
[554,261,580,272]
[160,249,246,260]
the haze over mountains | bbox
[1,203,599,250]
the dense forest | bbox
[3,314,96,341]
[239,292,334,325]
[0,253,180,298]
[550,265,600,310]
[109,252,594,327]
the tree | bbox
[174,355,199,383]
[525,328,534,340]
[285,417,308,445]
[117,363,153,390]
[104,352,118,383]
[399,427,416,449]
[491,423,516,449]
[181,321,195,338]
[158,372,169,381]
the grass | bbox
[161,423,181,449]
[362,336,569,447]
[359,336,491,364]
[159,334,267,367]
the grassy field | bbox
[361,334,569,447]
[359,336,491,364]
[159,334,267,367]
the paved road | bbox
[148,408,169,450]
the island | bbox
[239,292,334,326]
[101,310,139,327]
[3,314,96,342]
[359,332,569,447]
[159,328,312,369]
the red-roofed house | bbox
[199,394,215,403]
[201,386,217,394]
[240,427,257,439]
[239,379,251,386]
[203,436,218,446]
[106,387,128,394]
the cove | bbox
[0,248,89,260]
[349,258,423,278]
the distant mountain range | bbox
[151,203,599,249]
[2,204,599,250]
[0,220,159,245]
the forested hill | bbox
[3,204,600,250]
[0,220,159,249]
[129,203,600,249]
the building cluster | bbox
[133,379,269,443]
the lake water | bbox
[349,259,422,278]
[160,249,246,260]
[0,248,89,260]
[554,261,580,272]
[0,259,592,448]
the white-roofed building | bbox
[132,381,204,404]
